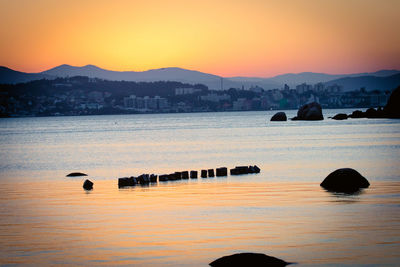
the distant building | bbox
[200,93,230,102]
[296,83,312,94]
[175,88,201,95]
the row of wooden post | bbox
[117,165,260,188]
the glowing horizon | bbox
[1,0,399,77]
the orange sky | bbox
[0,0,399,77]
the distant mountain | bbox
[324,73,400,91]
[1,64,399,91]
[0,66,54,84]
[42,64,228,90]
[243,70,400,88]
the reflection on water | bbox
[0,111,400,266]
[0,179,400,266]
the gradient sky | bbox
[0,0,399,77]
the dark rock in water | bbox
[216,167,228,177]
[253,165,261,173]
[270,112,287,121]
[349,110,365,118]
[190,170,198,179]
[210,252,291,267]
[365,107,379,118]
[182,171,189,179]
[83,179,93,190]
[321,168,370,193]
[67,172,87,177]
[332,113,348,120]
[118,177,136,188]
[384,86,400,118]
[292,102,323,120]
[201,170,208,178]
[159,174,169,182]
[208,169,215,177]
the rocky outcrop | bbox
[270,112,287,121]
[332,113,348,120]
[384,86,400,118]
[292,102,323,120]
[66,172,87,177]
[320,168,370,193]
[83,179,93,190]
[210,252,291,267]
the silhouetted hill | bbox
[243,70,400,87]
[0,66,54,84]
[2,64,400,90]
[42,64,225,89]
[324,73,400,91]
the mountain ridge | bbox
[1,64,399,91]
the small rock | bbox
[83,179,93,190]
[321,168,370,193]
[67,172,87,177]
[201,170,208,178]
[210,252,291,267]
[208,169,215,177]
[332,113,348,120]
[349,110,365,118]
[270,112,287,121]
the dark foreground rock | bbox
[384,86,400,118]
[321,168,370,193]
[332,113,348,120]
[83,179,93,190]
[270,112,287,121]
[292,102,323,120]
[210,252,291,267]
[66,172,87,177]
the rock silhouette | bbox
[332,113,348,120]
[66,172,87,177]
[321,168,370,193]
[210,252,291,267]
[292,102,323,120]
[270,112,287,121]
[384,86,400,118]
[83,179,93,190]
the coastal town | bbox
[0,76,392,117]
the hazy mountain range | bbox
[1,64,400,92]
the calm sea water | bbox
[0,110,399,266]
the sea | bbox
[0,109,399,266]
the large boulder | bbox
[292,102,323,120]
[384,86,400,118]
[270,112,287,121]
[321,168,370,193]
[210,253,291,267]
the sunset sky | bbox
[0,0,399,77]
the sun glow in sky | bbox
[0,0,399,77]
